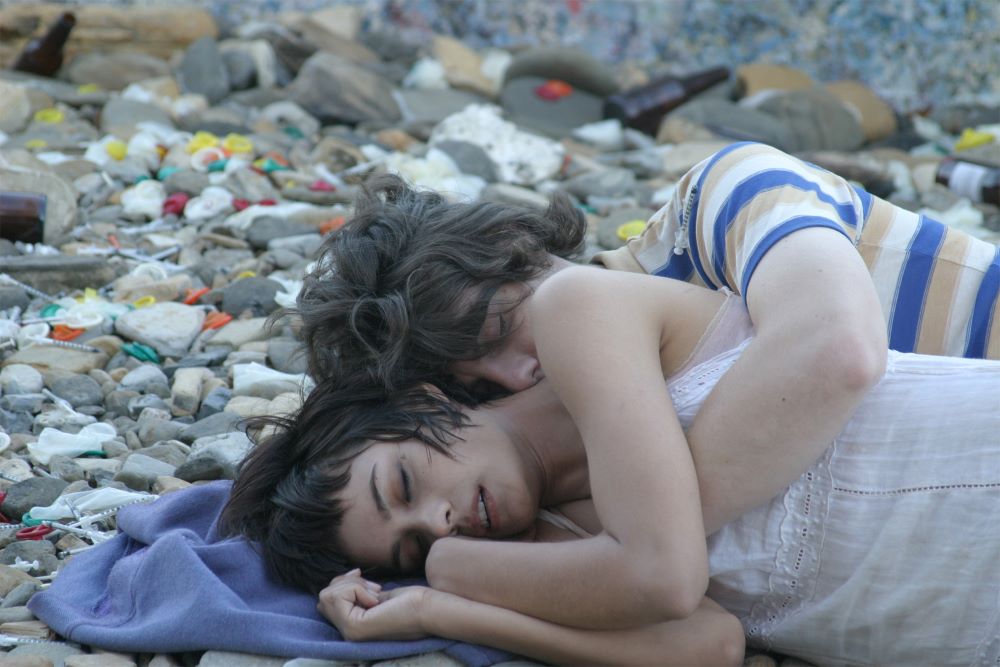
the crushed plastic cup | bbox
[121,180,167,219]
[27,422,117,465]
[16,322,50,349]
[184,185,234,220]
[129,262,169,282]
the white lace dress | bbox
[669,295,1000,667]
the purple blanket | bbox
[29,481,511,666]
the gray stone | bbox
[127,394,172,420]
[0,365,44,395]
[433,140,498,182]
[288,52,401,125]
[115,302,206,359]
[119,364,170,393]
[45,373,104,409]
[668,98,798,151]
[0,477,69,520]
[396,88,488,126]
[0,605,35,622]
[114,453,177,491]
[197,651,287,667]
[596,206,657,251]
[100,97,174,137]
[562,168,637,201]
[163,170,210,196]
[104,390,140,417]
[0,80,32,134]
[0,581,38,608]
[136,441,189,468]
[187,430,253,479]
[267,339,308,374]
[755,87,865,152]
[0,255,117,300]
[178,37,231,104]
[66,51,171,91]
[179,411,242,444]
[267,233,323,258]
[197,386,232,420]
[7,640,86,665]
[223,49,258,90]
[221,168,279,203]
[0,284,30,311]
[221,277,281,317]
[103,155,154,184]
[502,46,620,97]
[138,417,185,446]
[48,456,86,484]
[174,455,226,483]
[0,540,58,576]
[246,216,318,250]
[0,393,45,414]
[172,348,231,369]
[500,76,605,139]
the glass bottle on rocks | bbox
[0,192,46,244]
[603,66,730,136]
[12,12,77,77]
[935,158,1000,207]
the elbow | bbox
[814,324,887,396]
[637,561,709,622]
[715,613,747,667]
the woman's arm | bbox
[319,572,744,667]
[432,268,710,628]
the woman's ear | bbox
[418,382,449,400]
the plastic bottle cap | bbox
[955,128,996,152]
[616,220,647,241]
[187,131,220,154]
[24,139,48,150]
[121,342,160,363]
[33,108,65,124]
[40,304,65,318]
[132,296,157,309]
[157,166,181,181]
[105,140,128,161]
[206,159,228,172]
[191,146,227,172]
[51,324,85,341]
[236,270,257,279]
[77,83,101,93]
[222,133,253,154]
[534,80,574,101]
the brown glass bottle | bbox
[603,66,730,135]
[935,158,1000,207]
[12,12,77,78]
[0,192,46,244]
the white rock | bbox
[119,363,169,391]
[115,302,206,358]
[0,364,44,395]
[384,148,486,201]
[231,362,313,399]
[0,81,32,134]
[430,104,564,186]
[572,119,626,151]
[210,317,271,348]
[188,431,253,477]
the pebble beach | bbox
[0,1,998,666]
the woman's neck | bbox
[486,381,590,507]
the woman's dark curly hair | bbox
[297,173,587,395]
[220,379,467,593]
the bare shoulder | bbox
[532,264,694,312]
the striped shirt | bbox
[594,142,1000,359]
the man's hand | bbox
[317,569,430,641]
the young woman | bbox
[225,274,1000,666]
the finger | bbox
[355,585,381,609]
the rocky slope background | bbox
[0,2,998,666]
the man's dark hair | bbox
[221,380,467,592]
[297,173,587,393]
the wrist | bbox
[420,587,458,636]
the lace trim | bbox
[668,339,749,420]
[743,448,833,649]
[833,482,1000,496]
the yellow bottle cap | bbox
[77,83,101,94]
[105,140,128,161]
[955,128,996,152]
[34,108,65,124]
[24,139,48,150]
[616,220,647,241]
[236,270,257,279]
[222,133,253,154]
[187,131,220,154]
[132,296,157,308]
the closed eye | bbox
[400,461,412,504]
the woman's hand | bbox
[317,569,430,641]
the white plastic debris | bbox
[184,185,234,220]
[572,119,626,152]
[27,422,117,465]
[29,487,155,521]
[430,104,565,186]
[121,180,167,219]
[384,147,486,201]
